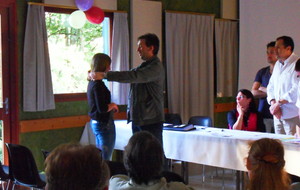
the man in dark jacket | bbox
[91,33,165,145]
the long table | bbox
[80,120,300,178]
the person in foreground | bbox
[246,138,290,190]
[87,53,119,160]
[227,89,265,132]
[109,131,194,190]
[45,143,110,190]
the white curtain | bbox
[215,19,238,97]
[23,5,55,111]
[165,12,215,123]
[110,12,129,105]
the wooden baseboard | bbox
[19,112,127,133]
[20,104,233,133]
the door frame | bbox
[0,0,18,164]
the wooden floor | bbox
[188,169,238,190]
[172,163,243,190]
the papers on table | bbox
[281,137,300,144]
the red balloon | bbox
[84,6,105,24]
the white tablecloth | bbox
[80,120,300,176]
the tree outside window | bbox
[45,11,110,95]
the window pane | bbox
[45,12,110,94]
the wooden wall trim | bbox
[20,104,233,133]
[20,115,89,133]
[214,102,236,113]
[20,112,127,133]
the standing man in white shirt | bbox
[267,36,300,135]
[294,59,300,138]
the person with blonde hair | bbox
[246,138,290,190]
[87,53,119,160]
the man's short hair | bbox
[45,143,109,190]
[295,59,300,72]
[267,41,276,48]
[123,131,163,185]
[276,36,294,52]
[138,33,160,55]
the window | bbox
[45,8,112,101]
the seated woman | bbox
[227,89,265,132]
[109,131,194,190]
[246,138,290,190]
[45,143,110,190]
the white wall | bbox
[44,0,117,10]
[130,0,162,67]
[239,0,300,89]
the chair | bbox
[5,143,46,189]
[0,161,12,190]
[164,114,182,161]
[291,182,300,190]
[188,116,212,127]
[164,114,190,183]
[106,160,185,184]
[165,113,183,125]
[161,171,186,184]
[106,161,127,176]
[188,116,214,183]
[41,149,50,160]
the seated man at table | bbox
[109,131,194,190]
[227,89,266,132]
[45,143,110,190]
[246,138,290,190]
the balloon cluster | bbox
[68,0,105,29]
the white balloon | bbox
[68,10,86,29]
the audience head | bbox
[236,89,256,112]
[276,36,294,60]
[91,53,111,73]
[123,131,163,185]
[267,41,276,48]
[45,143,109,190]
[138,33,160,57]
[266,41,277,64]
[246,138,290,190]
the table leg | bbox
[241,171,245,190]
[202,165,205,183]
[236,171,240,190]
[181,161,189,184]
[168,159,173,171]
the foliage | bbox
[45,12,105,93]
